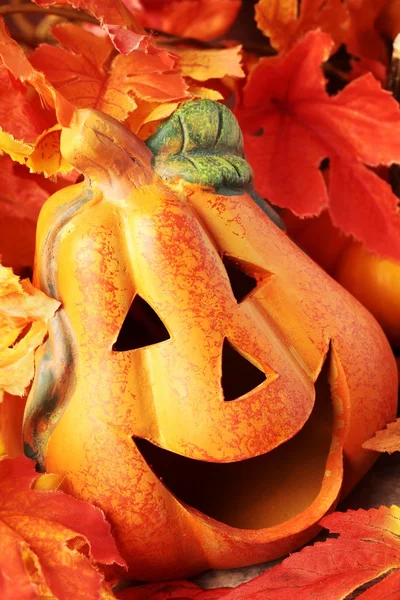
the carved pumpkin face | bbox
[23,102,397,580]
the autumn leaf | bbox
[363,418,400,453]
[117,506,400,600]
[236,30,400,260]
[0,265,60,396]
[32,0,148,54]
[116,581,230,600]
[125,99,180,139]
[0,455,125,600]
[135,0,242,41]
[346,0,390,66]
[165,45,244,81]
[0,17,74,126]
[255,0,348,53]
[30,24,187,121]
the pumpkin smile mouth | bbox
[134,356,335,530]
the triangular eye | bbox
[222,255,270,303]
[113,295,170,352]
[221,338,267,401]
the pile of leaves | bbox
[2,0,400,598]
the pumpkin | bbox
[334,241,400,348]
[22,101,397,580]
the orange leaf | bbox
[135,0,242,41]
[172,45,244,81]
[0,17,74,126]
[30,24,187,119]
[0,265,60,395]
[363,418,400,453]
[346,0,390,65]
[118,507,400,600]
[125,99,180,138]
[0,455,125,600]
[255,0,349,53]
[32,0,147,54]
[236,30,400,260]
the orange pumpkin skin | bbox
[23,105,397,580]
[335,242,400,348]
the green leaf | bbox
[146,100,253,191]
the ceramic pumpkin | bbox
[23,101,397,580]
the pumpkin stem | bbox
[60,109,154,200]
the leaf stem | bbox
[0,3,98,24]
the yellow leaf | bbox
[173,45,245,81]
[0,266,60,395]
[0,125,71,177]
[188,85,224,100]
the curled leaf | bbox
[0,17,74,126]
[363,418,400,453]
[0,455,125,600]
[32,0,148,54]
[0,266,60,395]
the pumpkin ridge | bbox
[23,187,94,469]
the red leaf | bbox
[0,18,74,126]
[363,417,400,453]
[0,64,52,143]
[117,507,400,600]
[236,30,400,260]
[0,455,125,600]
[30,24,187,119]
[117,581,230,600]
[135,0,242,41]
[32,0,148,54]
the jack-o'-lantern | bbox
[22,101,397,580]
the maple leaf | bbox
[236,30,400,260]
[171,45,244,82]
[0,17,74,126]
[0,265,60,396]
[363,418,400,453]
[255,0,349,53]
[30,24,187,121]
[118,507,400,600]
[135,0,242,42]
[0,455,125,600]
[32,0,147,54]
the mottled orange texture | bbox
[23,108,397,580]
